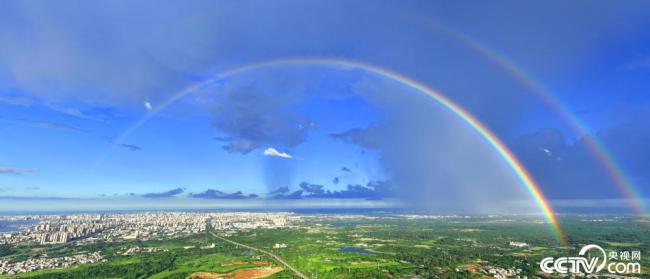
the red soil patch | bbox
[187,267,283,279]
[222,260,271,267]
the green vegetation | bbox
[0,245,13,258]
[1,215,649,278]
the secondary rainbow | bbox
[421,19,647,214]
[114,57,566,244]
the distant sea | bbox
[0,220,38,232]
[0,207,405,216]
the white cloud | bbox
[0,166,37,174]
[144,101,153,110]
[263,147,293,159]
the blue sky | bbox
[1,1,650,212]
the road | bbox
[211,232,310,279]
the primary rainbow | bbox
[114,57,566,244]
[421,19,647,215]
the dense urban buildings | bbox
[1,212,293,246]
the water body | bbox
[338,247,385,255]
[0,207,405,216]
[0,220,37,233]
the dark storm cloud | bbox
[512,128,618,199]
[210,86,311,154]
[272,190,304,200]
[329,128,379,149]
[512,105,650,199]
[272,180,396,200]
[304,181,395,200]
[0,116,89,133]
[597,107,650,186]
[141,187,184,198]
[330,76,536,212]
[189,189,257,199]
[184,180,395,200]
[268,186,290,195]
[299,182,325,195]
[327,185,381,199]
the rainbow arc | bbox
[112,57,567,245]
[421,19,647,215]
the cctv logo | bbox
[540,244,641,274]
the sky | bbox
[1,0,649,213]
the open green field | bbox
[1,214,648,278]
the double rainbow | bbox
[421,19,647,215]
[114,57,567,245]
